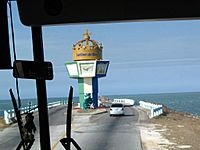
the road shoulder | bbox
[136,106,200,150]
[135,106,172,150]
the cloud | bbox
[110,58,200,69]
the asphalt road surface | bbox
[69,107,143,150]
[0,105,67,150]
[0,105,143,150]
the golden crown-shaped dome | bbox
[72,29,103,61]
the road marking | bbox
[130,106,140,123]
[135,107,144,150]
[137,108,141,124]
[51,132,65,150]
[51,124,76,150]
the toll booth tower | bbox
[65,30,109,109]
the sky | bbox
[1,3,200,100]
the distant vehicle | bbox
[99,102,112,108]
[109,103,125,116]
[113,98,135,106]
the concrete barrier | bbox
[3,100,65,124]
[139,101,163,118]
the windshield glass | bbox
[1,2,200,150]
[111,104,123,107]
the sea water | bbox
[1,92,200,117]
[107,92,200,116]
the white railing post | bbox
[3,100,63,124]
[10,109,14,118]
[139,101,163,118]
[4,110,11,124]
[150,109,154,118]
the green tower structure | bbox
[65,30,109,109]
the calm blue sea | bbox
[1,92,200,116]
[106,92,200,116]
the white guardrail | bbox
[3,101,65,124]
[139,101,163,118]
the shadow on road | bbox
[110,114,135,117]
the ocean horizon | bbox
[1,91,200,117]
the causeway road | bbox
[53,106,144,150]
[0,105,146,150]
